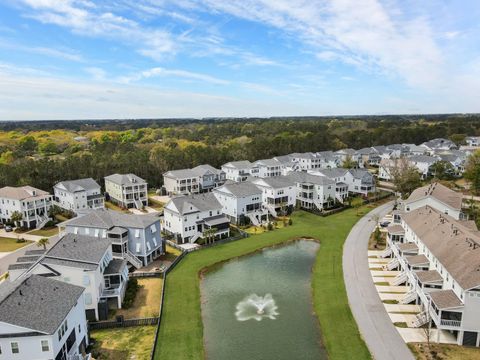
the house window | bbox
[41,340,49,352]
[135,229,140,238]
[136,243,141,253]
[83,275,90,286]
[146,242,151,251]
[94,229,99,237]
[11,342,19,354]
[150,224,157,233]
[85,293,92,305]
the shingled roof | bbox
[60,209,159,229]
[406,182,463,210]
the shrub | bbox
[288,218,293,226]
[122,278,140,309]
[267,222,273,231]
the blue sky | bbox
[0,0,479,120]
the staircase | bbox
[134,199,143,210]
[380,247,392,258]
[266,204,277,218]
[125,250,143,269]
[400,290,417,304]
[383,258,399,271]
[413,311,429,328]
[247,213,261,226]
[190,233,201,244]
[36,215,50,230]
[391,272,408,286]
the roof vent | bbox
[19,290,23,296]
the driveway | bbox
[343,201,415,360]
[0,229,44,242]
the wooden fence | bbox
[89,317,159,330]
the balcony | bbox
[101,283,125,297]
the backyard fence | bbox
[89,316,159,330]
[129,271,162,278]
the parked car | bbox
[0,223,4,229]
[379,221,390,228]
[5,225,13,232]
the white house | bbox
[59,209,163,268]
[421,138,457,154]
[104,173,148,209]
[378,158,400,181]
[309,168,349,203]
[0,274,90,360]
[0,186,53,229]
[407,155,439,179]
[402,182,463,220]
[273,155,301,175]
[163,192,230,244]
[285,172,336,211]
[163,164,226,195]
[335,148,361,167]
[383,206,480,346]
[253,159,283,178]
[54,178,104,215]
[465,136,480,147]
[8,233,128,321]
[289,153,322,171]
[251,177,296,217]
[221,161,258,182]
[213,181,264,225]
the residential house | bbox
[213,181,264,225]
[221,161,258,182]
[273,155,301,175]
[253,159,283,178]
[421,138,457,154]
[163,164,226,195]
[53,178,104,215]
[334,148,360,166]
[378,158,399,181]
[356,147,381,167]
[0,186,53,229]
[0,275,90,360]
[163,192,230,244]
[104,173,148,209]
[251,177,296,217]
[311,168,349,202]
[59,209,163,268]
[347,169,376,196]
[285,172,336,211]
[316,151,341,169]
[8,233,128,321]
[402,182,463,220]
[407,155,439,179]
[289,152,322,171]
[404,144,426,156]
[383,206,480,346]
[465,136,480,147]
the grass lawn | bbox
[0,237,33,252]
[408,343,480,360]
[148,198,165,211]
[90,326,156,360]
[29,227,59,237]
[155,206,377,360]
[113,278,163,319]
[105,201,130,213]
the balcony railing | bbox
[440,319,461,327]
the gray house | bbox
[104,173,148,209]
[59,209,163,268]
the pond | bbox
[200,240,328,360]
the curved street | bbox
[343,201,415,360]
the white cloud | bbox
[84,67,106,80]
[118,67,230,85]
[0,39,84,62]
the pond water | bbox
[200,240,328,360]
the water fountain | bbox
[235,293,279,321]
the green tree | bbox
[10,211,23,228]
[464,150,480,195]
[342,155,357,169]
[37,237,50,250]
[38,140,59,155]
[17,135,38,154]
[431,161,455,180]
[391,159,422,199]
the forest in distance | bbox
[0,114,480,192]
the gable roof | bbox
[222,160,253,169]
[252,176,295,189]
[214,181,262,197]
[408,155,439,164]
[406,182,462,210]
[61,209,159,229]
[0,275,84,334]
[104,173,146,185]
[285,172,335,186]
[166,192,222,215]
[55,178,100,193]
[316,168,349,179]
[402,206,480,290]
[0,186,50,201]
[46,233,111,264]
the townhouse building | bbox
[402,182,463,220]
[420,138,457,154]
[384,206,480,346]
[356,147,381,167]
[163,164,226,195]
[53,178,104,215]
[251,177,296,217]
[59,209,163,268]
[312,168,350,202]
[316,168,375,197]
[0,186,53,229]
[335,148,361,167]
[213,181,264,225]
[8,233,128,321]
[289,152,323,171]
[104,173,148,209]
[285,172,336,211]
[163,192,230,244]
[407,155,439,179]
[0,275,90,360]
[221,161,258,182]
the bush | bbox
[16,238,26,243]
[45,220,55,227]
[267,222,274,231]
[123,278,140,309]
[288,218,293,226]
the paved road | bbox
[343,201,414,360]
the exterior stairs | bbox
[400,290,417,304]
[413,311,429,328]
[383,258,399,271]
[380,247,392,258]
[391,272,408,286]
[125,250,143,269]
[134,199,143,210]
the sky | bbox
[0,0,479,120]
